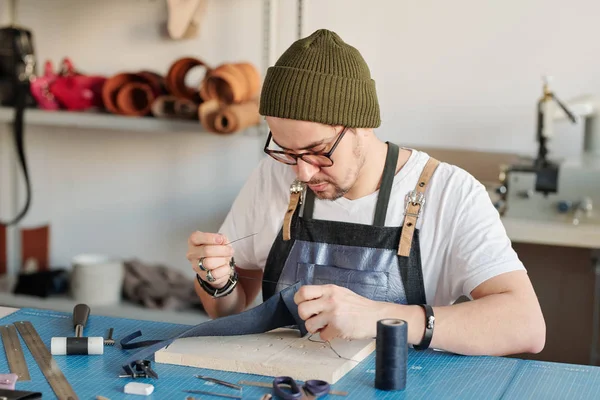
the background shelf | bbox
[0,107,210,133]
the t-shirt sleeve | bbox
[445,171,526,300]
[218,159,267,270]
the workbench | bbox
[1,306,600,399]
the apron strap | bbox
[283,180,305,241]
[398,157,440,257]
[373,142,400,226]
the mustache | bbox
[307,179,331,185]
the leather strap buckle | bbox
[404,190,425,218]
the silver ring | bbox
[198,257,207,272]
[206,269,216,283]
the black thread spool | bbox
[375,318,408,391]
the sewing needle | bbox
[224,232,258,245]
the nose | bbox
[294,158,319,182]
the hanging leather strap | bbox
[1,78,31,227]
[283,180,305,241]
[398,157,440,257]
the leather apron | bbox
[262,143,440,306]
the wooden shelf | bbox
[0,107,210,133]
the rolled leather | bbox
[102,72,160,116]
[213,98,260,134]
[166,57,210,103]
[200,62,260,104]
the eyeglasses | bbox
[263,127,348,167]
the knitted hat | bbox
[259,29,380,128]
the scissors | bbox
[272,376,331,399]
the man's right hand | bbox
[187,231,235,289]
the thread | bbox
[375,319,408,391]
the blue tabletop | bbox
[0,308,599,399]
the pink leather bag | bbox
[50,58,107,111]
[29,60,60,110]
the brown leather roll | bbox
[166,57,210,103]
[102,72,158,116]
[116,82,154,116]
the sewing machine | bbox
[498,78,600,226]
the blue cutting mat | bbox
[0,308,598,399]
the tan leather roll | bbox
[200,62,260,104]
[198,99,220,133]
[214,99,260,134]
[166,57,210,103]
[199,98,259,134]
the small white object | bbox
[70,254,124,306]
[124,382,154,396]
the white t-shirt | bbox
[219,148,525,306]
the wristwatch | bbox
[413,304,434,350]
[196,257,239,298]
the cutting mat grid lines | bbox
[0,308,600,399]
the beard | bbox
[309,134,365,201]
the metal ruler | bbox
[14,321,79,400]
[0,324,30,381]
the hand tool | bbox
[238,380,348,396]
[104,328,115,346]
[14,320,78,400]
[0,324,31,381]
[121,359,158,379]
[273,376,330,400]
[51,303,104,355]
[195,374,242,390]
[182,389,242,399]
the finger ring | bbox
[206,270,216,283]
[198,257,207,272]
[229,257,235,272]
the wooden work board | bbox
[154,328,376,383]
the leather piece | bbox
[213,98,260,133]
[0,389,42,400]
[101,72,160,116]
[284,192,301,241]
[165,57,209,103]
[398,157,440,257]
[199,63,260,104]
[276,240,406,304]
[198,99,259,134]
[121,281,307,370]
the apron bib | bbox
[262,143,440,306]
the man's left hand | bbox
[293,284,385,341]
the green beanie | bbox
[259,29,381,128]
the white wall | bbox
[1,0,599,274]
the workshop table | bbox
[1,306,600,399]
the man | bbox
[186,29,546,357]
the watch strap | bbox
[414,304,434,350]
